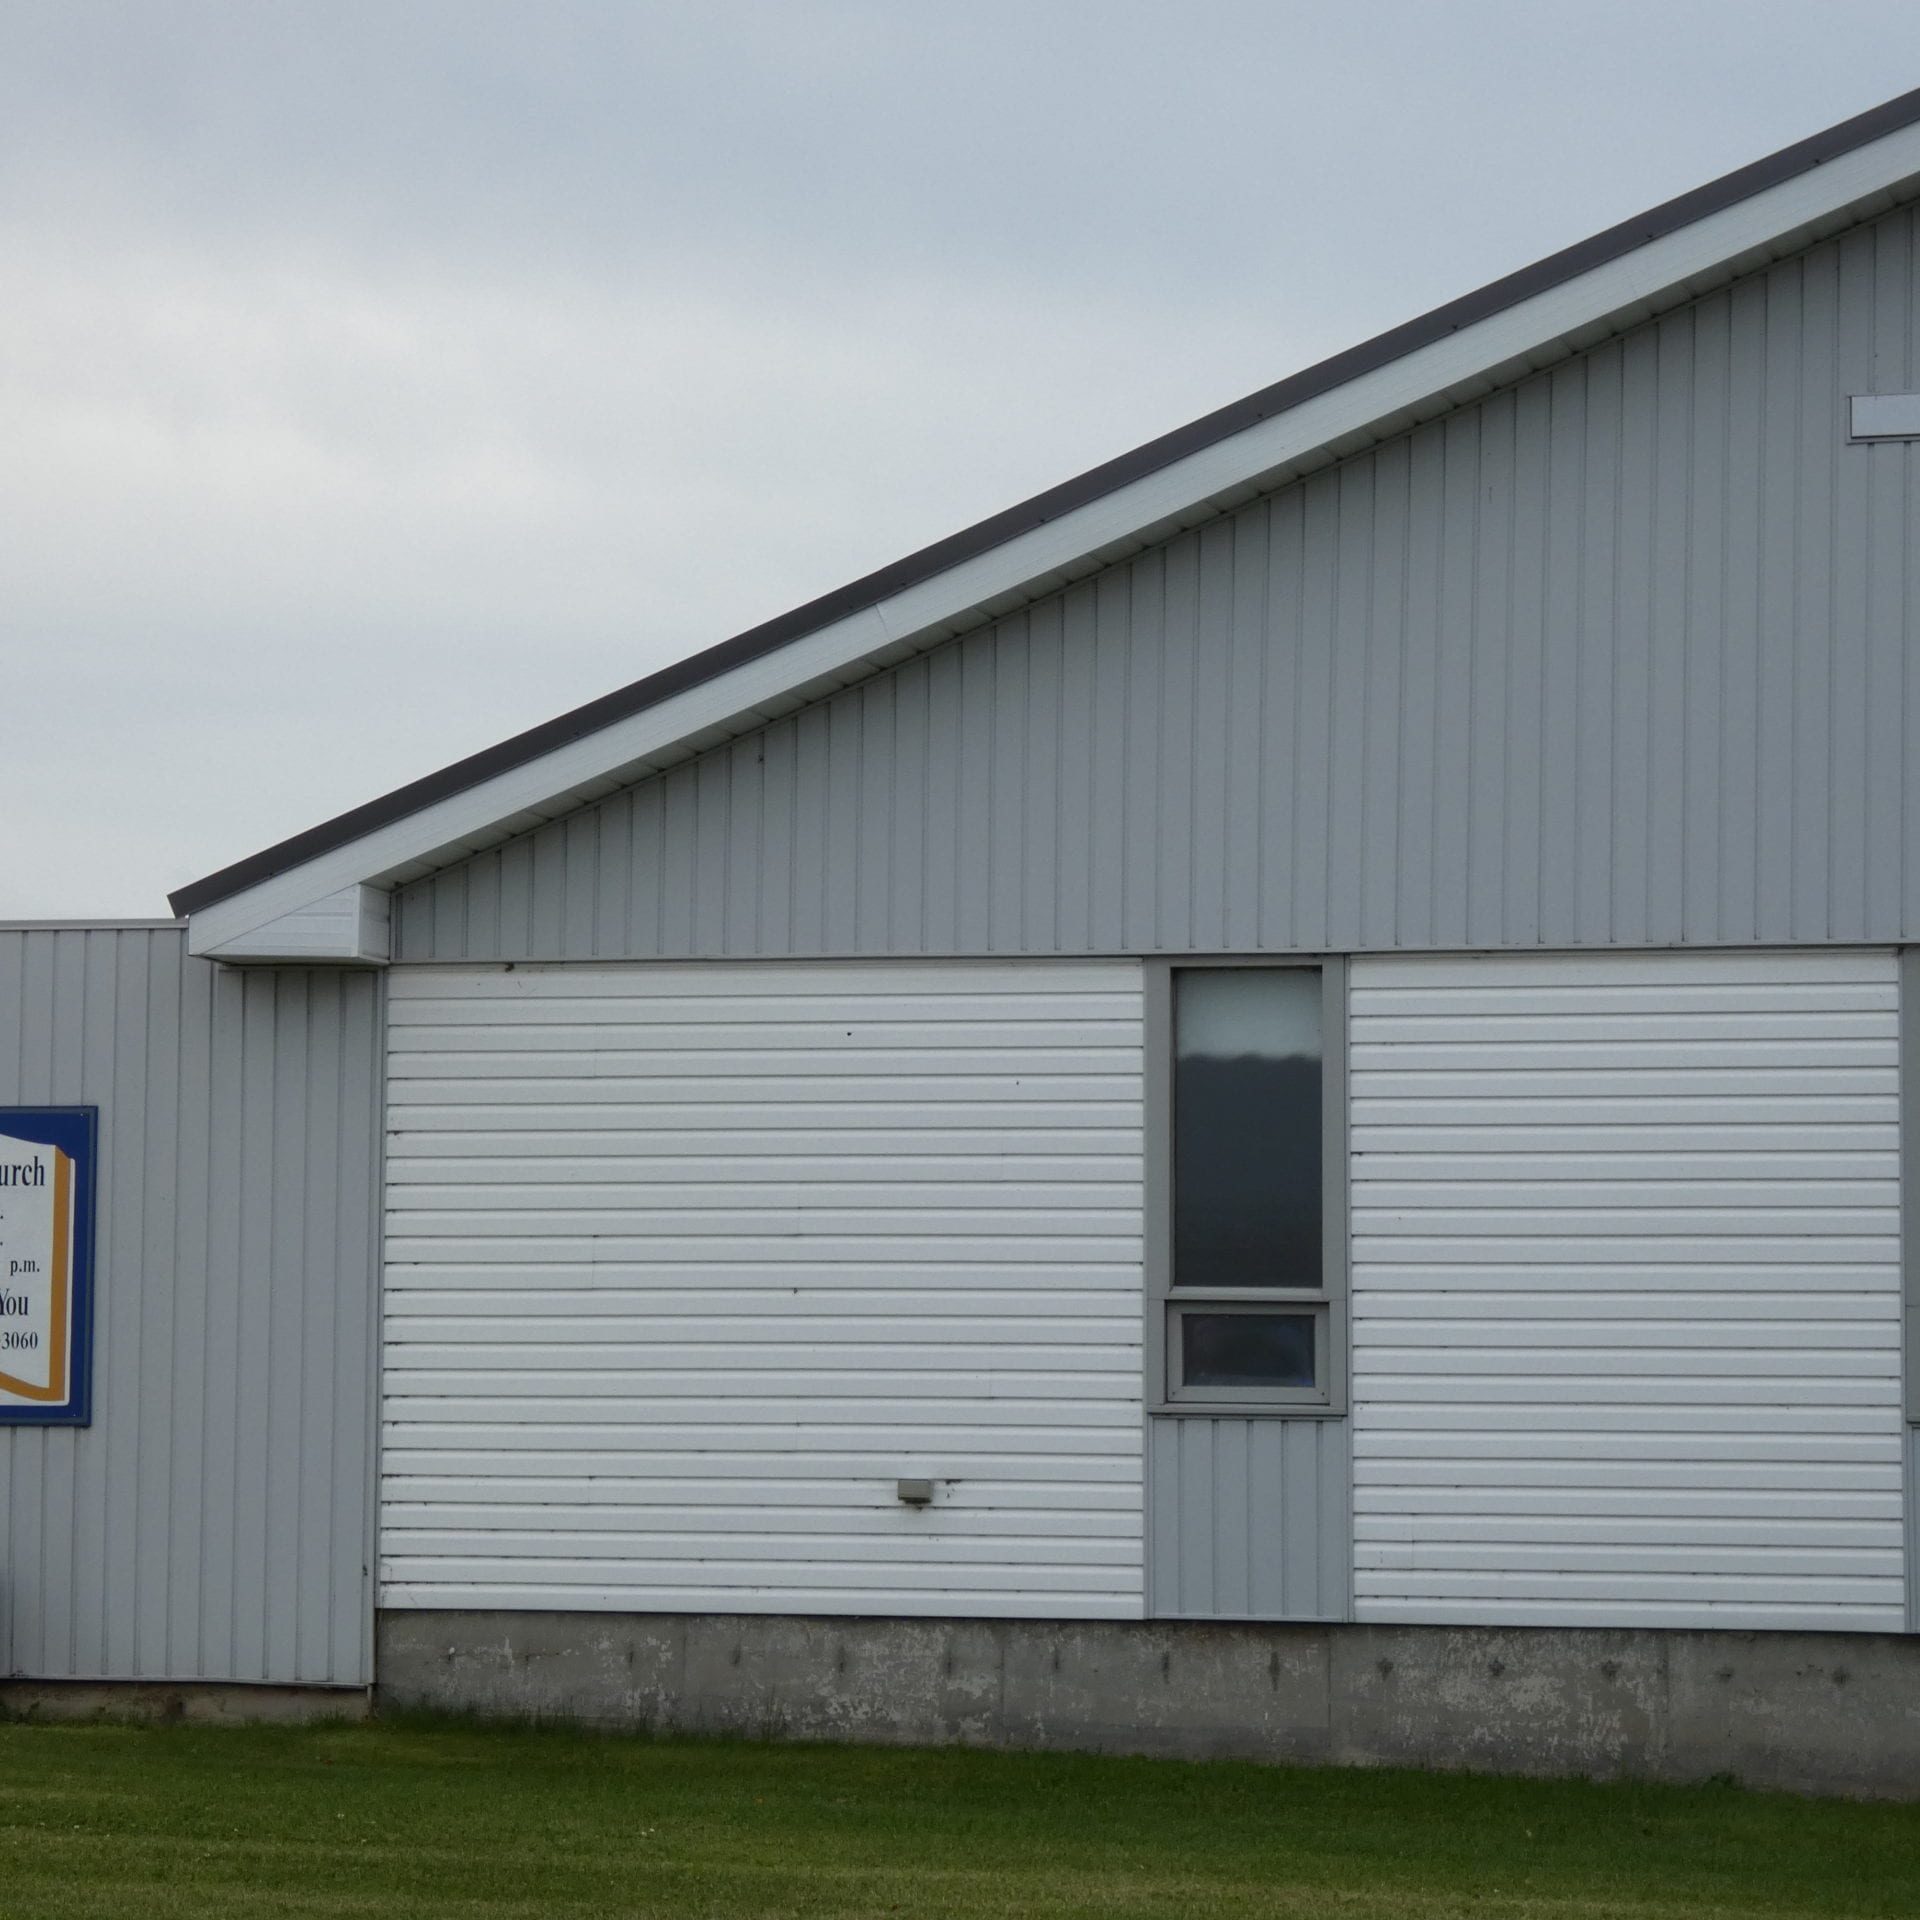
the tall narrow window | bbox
[1174,968,1322,1288]
[1161,964,1341,1410]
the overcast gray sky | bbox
[6,1,1920,917]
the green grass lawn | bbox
[0,1717,1911,1919]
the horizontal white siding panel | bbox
[1364,1461,1901,1488]
[1350,949,1905,1633]
[387,1562,1137,1592]
[387,1239,1137,1267]
[385,1424,1138,1456]
[379,1587,1134,1619]
[1364,1299,1894,1326]
[391,1156,1136,1181]
[381,959,1146,1618]
[1352,1267,1893,1291]
[389,1078,1132,1107]
[1356,1489,1898,1517]
[1355,1127,1899,1153]
[384,1484,1141,1515]
[389,1267,1132,1288]
[382,1444,1146,1478]
[385,1398,1139,1427]
[390,1144,1139,1168]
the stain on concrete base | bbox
[0,1681,371,1727]
[377,1611,1920,1800]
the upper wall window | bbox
[1173,968,1322,1289]
[1156,961,1346,1413]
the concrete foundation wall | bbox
[0,1681,370,1726]
[379,1609,1920,1800]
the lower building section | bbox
[380,948,1910,1638]
[377,1609,1920,1800]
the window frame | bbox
[1164,1299,1331,1406]
[1144,955,1349,1417]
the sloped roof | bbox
[172,86,1920,929]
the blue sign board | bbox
[0,1108,97,1425]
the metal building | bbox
[8,91,1920,1790]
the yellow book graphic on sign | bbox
[0,1141,72,1404]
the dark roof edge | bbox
[170,85,1920,918]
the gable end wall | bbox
[397,203,1920,963]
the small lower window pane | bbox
[1181,1311,1316,1390]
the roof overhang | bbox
[177,89,1920,961]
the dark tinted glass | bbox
[1172,968,1322,1288]
[1180,1311,1317,1389]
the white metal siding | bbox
[1349,950,1905,1632]
[381,960,1146,1618]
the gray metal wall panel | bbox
[395,205,1920,965]
[0,928,379,1684]
[1146,1417,1349,1621]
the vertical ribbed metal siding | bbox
[1147,1418,1349,1621]
[1348,949,1904,1633]
[0,928,379,1684]
[398,202,1920,963]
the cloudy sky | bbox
[5,2,1920,917]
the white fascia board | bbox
[195,884,391,964]
[186,117,1920,960]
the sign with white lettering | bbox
[0,1109,96,1424]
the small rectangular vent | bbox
[1849,393,1920,440]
